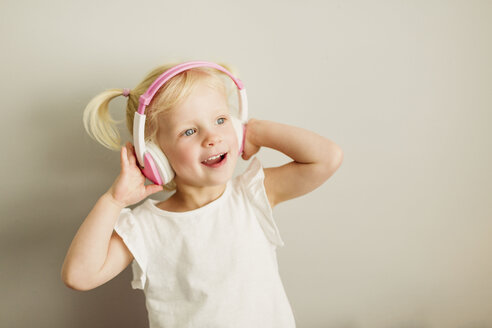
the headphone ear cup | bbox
[145,142,175,185]
[230,116,245,155]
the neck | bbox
[170,182,227,212]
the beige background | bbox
[1,0,491,327]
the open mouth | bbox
[201,152,228,167]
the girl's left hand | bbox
[241,118,261,160]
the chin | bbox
[206,168,236,186]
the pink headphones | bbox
[133,61,249,185]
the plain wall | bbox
[0,0,491,327]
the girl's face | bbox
[156,81,239,188]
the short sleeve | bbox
[114,208,147,290]
[239,157,285,248]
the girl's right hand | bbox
[106,142,164,208]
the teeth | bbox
[204,153,224,162]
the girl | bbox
[61,60,343,327]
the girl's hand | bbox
[241,118,261,161]
[106,142,163,208]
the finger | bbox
[126,142,137,166]
[125,143,134,168]
[144,184,164,197]
[120,145,129,170]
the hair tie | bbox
[122,88,131,97]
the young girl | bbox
[61,60,343,327]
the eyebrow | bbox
[172,109,229,127]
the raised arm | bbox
[61,143,163,291]
[242,119,343,208]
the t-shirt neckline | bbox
[145,180,232,218]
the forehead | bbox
[159,83,229,127]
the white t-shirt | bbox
[114,157,296,328]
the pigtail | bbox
[82,89,126,151]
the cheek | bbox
[178,148,197,164]
[166,144,199,172]
[228,127,240,154]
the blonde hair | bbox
[83,61,238,190]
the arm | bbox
[242,119,343,208]
[61,143,163,291]
[61,193,132,291]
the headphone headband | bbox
[137,61,245,115]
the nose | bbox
[202,130,222,147]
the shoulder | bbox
[234,157,285,247]
[235,157,275,209]
[235,157,264,189]
[115,199,156,229]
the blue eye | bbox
[184,128,196,137]
[217,117,226,124]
